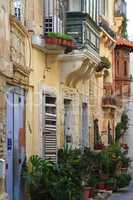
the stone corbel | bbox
[58,52,98,88]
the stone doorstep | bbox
[0,193,8,200]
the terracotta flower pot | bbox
[57,38,62,45]
[62,39,68,46]
[45,37,58,45]
[83,187,94,199]
[120,167,128,174]
[97,182,106,190]
[105,184,113,191]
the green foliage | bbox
[96,56,111,72]
[106,178,114,186]
[115,122,123,142]
[47,32,73,41]
[22,155,54,200]
[121,156,130,168]
[115,112,128,142]
[117,174,131,188]
[121,16,128,39]
[56,146,83,200]
[23,148,84,200]
[99,143,121,176]
[121,112,128,130]
[130,74,133,81]
[87,176,100,187]
[23,144,131,199]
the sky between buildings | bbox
[126,0,133,40]
[126,0,133,76]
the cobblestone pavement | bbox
[108,179,133,200]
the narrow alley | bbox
[108,179,133,200]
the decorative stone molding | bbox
[58,50,100,87]
[10,15,31,83]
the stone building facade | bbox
[0,0,132,199]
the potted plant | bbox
[105,178,114,191]
[120,157,130,173]
[116,174,131,189]
[83,176,100,199]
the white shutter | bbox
[42,94,57,163]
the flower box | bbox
[45,32,76,49]
[97,182,106,190]
[105,184,113,191]
[83,187,94,199]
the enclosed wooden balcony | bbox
[102,96,117,109]
[66,12,100,57]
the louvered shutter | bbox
[42,94,57,163]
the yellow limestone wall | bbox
[26,47,63,158]
[26,46,94,157]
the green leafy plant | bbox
[22,155,54,200]
[117,174,131,188]
[121,16,128,39]
[121,156,130,168]
[115,112,128,142]
[96,56,111,72]
[87,176,100,187]
[47,32,73,41]
[106,178,114,186]
[99,143,123,176]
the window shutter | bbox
[42,94,57,163]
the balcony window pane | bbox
[68,0,81,12]
[45,0,54,16]
[100,0,106,16]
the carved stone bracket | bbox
[58,50,100,87]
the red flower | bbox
[121,143,129,150]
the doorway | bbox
[82,103,89,148]
[6,86,25,200]
[64,99,73,146]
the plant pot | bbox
[105,184,113,191]
[62,39,68,46]
[67,40,73,47]
[45,37,54,44]
[83,187,94,199]
[97,182,106,190]
[120,167,128,174]
[45,37,58,45]
[57,38,62,45]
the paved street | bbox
[108,178,133,200]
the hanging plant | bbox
[96,57,111,72]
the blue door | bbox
[6,86,25,200]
